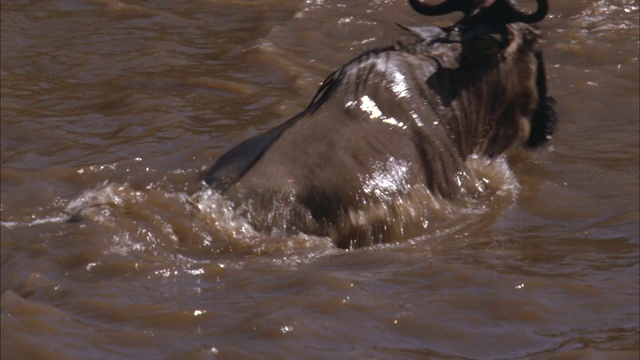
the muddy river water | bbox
[1,0,638,359]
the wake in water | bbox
[192,154,520,250]
[194,154,520,249]
[2,155,519,256]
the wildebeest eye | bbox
[468,35,502,56]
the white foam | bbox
[0,215,68,229]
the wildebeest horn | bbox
[408,0,487,16]
[408,0,549,24]
[507,0,548,24]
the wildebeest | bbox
[203,0,557,249]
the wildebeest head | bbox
[400,0,556,155]
[409,0,548,23]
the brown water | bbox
[1,0,638,359]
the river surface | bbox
[1,0,638,359]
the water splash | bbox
[2,154,519,259]
[188,187,257,240]
[63,181,145,223]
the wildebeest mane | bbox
[306,46,399,114]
